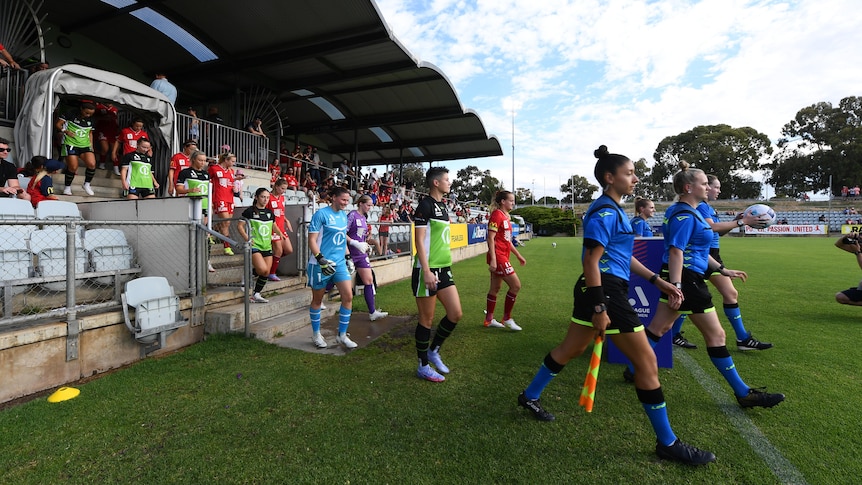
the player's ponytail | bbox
[672,160,705,195]
[491,190,513,211]
[593,145,631,191]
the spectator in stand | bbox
[399,202,413,222]
[268,157,282,185]
[0,137,29,201]
[283,166,299,190]
[842,186,849,199]
[305,145,322,185]
[112,118,150,177]
[301,172,316,195]
[209,152,238,255]
[819,214,828,222]
[56,101,98,196]
[855,186,861,199]
[186,107,200,142]
[24,156,64,207]
[378,204,394,256]
[267,178,294,281]
[339,159,354,188]
[0,43,20,69]
[168,140,197,196]
[94,102,119,172]
[120,138,159,199]
[245,115,267,138]
[150,74,177,104]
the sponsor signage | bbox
[746,224,827,235]
[467,224,488,244]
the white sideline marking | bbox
[674,349,808,485]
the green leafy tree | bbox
[512,206,578,236]
[393,162,427,192]
[559,175,598,203]
[769,96,862,196]
[633,157,674,201]
[653,124,771,199]
[514,187,533,205]
[537,196,559,205]
[449,165,503,205]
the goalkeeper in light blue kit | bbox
[307,186,357,350]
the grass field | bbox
[1,236,860,484]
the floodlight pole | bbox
[511,109,515,192]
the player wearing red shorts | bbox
[209,152,238,255]
[94,102,118,172]
[483,190,526,330]
[267,178,295,280]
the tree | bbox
[388,162,426,192]
[769,96,862,196]
[514,187,533,205]
[449,165,504,205]
[632,157,674,201]
[559,175,598,203]
[652,124,772,199]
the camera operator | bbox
[835,232,862,306]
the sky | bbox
[373,0,862,201]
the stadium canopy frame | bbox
[42,0,503,167]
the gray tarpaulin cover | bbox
[14,64,177,166]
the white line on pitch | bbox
[674,349,808,485]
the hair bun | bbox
[594,145,610,159]
[678,160,690,171]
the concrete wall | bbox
[0,219,486,404]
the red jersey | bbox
[283,173,298,188]
[117,127,149,155]
[208,164,236,213]
[488,209,512,262]
[170,152,191,186]
[94,103,119,139]
[269,193,286,233]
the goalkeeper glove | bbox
[345,255,356,275]
[349,239,371,254]
[315,253,336,276]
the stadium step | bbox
[204,285,335,334]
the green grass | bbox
[1,236,860,484]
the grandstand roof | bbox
[44,0,503,165]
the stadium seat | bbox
[0,198,36,219]
[84,228,136,285]
[35,200,82,220]
[29,226,87,292]
[0,228,33,296]
[122,276,187,352]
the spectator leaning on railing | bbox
[0,42,20,69]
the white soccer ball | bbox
[744,204,777,227]
[552,242,557,248]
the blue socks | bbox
[707,346,749,397]
[671,314,686,335]
[525,354,565,400]
[338,305,352,335]
[723,304,749,341]
[310,307,321,333]
[637,387,677,446]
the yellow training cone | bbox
[47,387,80,403]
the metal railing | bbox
[0,67,28,124]
[176,112,270,170]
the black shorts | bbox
[705,248,723,276]
[251,248,273,257]
[128,187,154,198]
[61,145,93,157]
[840,288,862,302]
[571,273,642,334]
[412,266,455,297]
[659,265,715,314]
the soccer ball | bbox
[552,242,557,248]
[744,204,777,227]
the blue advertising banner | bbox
[606,237,673,368]
[467,224,488,245]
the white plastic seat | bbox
[0,229,33,295]
[0,198,36,220]
[35,200,82,220]
[122,276,187,350]
[29,226,87,291]
[233,196,244,208]
[84,228,135,285]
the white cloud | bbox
[375,0,862,199]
